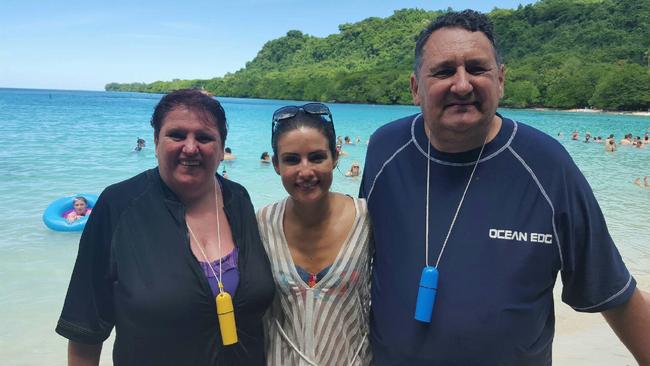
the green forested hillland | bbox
[105,0,650,111]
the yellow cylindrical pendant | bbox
[216,292,238,345]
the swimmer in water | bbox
[66,197,91,223]
[223,147,236,161]
[345,162,361,177]
[134,138,146,151]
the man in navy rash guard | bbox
[360,10,650,365]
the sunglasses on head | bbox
[271,103,334,134]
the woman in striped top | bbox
[257,103,372,366]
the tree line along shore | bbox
[105,0,650,112]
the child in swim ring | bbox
[66,197,91,223]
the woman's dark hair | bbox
[414,9,501,75]
[271,110,338,160]
[151,89,227,145]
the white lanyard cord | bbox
[187,178,225,293]
[274,319,319,366]
[274,319,365,366]
[425,134,489,268]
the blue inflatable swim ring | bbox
[43,194,98,232]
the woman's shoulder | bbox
[351,197,369,225]
[220,176,248,196]
[94,169,157,217]
[220,176,257,212]
[103,169,154,199]
[349,195,367,206]
[335,193,367,213]
[256,199,286,223]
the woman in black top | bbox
[56,89,274,365]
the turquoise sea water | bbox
[0,88,648,364]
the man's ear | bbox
[498,64,505,99]
[410,73,421,106]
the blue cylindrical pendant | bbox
[414,266,439,323]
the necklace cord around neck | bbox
[187,179,225,293]
[425,133,489,268]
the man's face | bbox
[411,27,504,140]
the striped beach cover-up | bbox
[257,197,373,366]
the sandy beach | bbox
[553,274,650,365]
[561,108,650,117]
[531,106,650,117]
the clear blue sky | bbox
[0,0,537,91]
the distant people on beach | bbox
[134,137,146,151]
[335,135,366,148]
[633,177,650,189]
[65,196,91,223]
[336,143,349,156]
[260,151,271,163]
[634,139,645,149]
[566,131,649,152]
[571,130,579,140]
[223,147,236,160]
[620,134,633,145]
[345,162,361,177]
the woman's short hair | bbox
[151,89,227,146]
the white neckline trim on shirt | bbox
[366,114,518,203]
[410,113,518,166]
